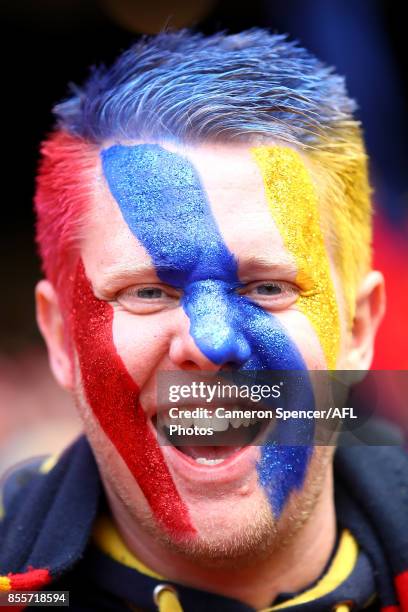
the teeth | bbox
[230,417,243,429]
[211,420,229,432]
[193,416,213,429]
[210,411,230,432]
[179,416,194,428]
[195,457,225,465]
[159,407,260,431]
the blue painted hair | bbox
[36,29,371,321]
[55,29,358,146]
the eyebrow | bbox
[96,253,304,298]
[100,255,299,282]
[237,254,298,278]
[96,261,175,293]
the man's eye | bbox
[116,284,180,314]
[254,283,283,296]
[137,287,165,299]
[241,281,298,309]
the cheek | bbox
[278,310,327,370]
[71,260,195,537]
[111,309,172,386]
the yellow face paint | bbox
[308,131,372,323]
[252,146,340,369]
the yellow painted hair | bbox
[308,124,373,321]
[252,124,372,367]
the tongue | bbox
[178,445,241,460]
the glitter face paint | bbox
[101,143,314,516]
[72,260,195,536]
[252,147,340,369]
[310,136,372,324]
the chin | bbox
[158,494,278,567]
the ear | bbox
[35,279,74,390]
[346,271,386,370]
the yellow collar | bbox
[92,515,358,610]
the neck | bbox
[103,468,336,609]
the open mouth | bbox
[153,407,272,467]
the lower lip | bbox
[160,438,260,484]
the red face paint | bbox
[71,259,195,536]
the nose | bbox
[170,281,252,370]
[169,324,251,370]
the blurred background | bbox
[1,0,407,475]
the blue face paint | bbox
[101,143,313,516]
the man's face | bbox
[70,141,343,557]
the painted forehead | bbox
[101,144,340,368]
[101,143,236,286]
[101,143,339,369]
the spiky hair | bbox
[55,29,355,146]
[35,29,371,313]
